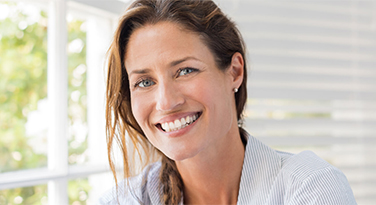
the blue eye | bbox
[137,79,155,88]
[178,67,196,76]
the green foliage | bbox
[0,2,91,204]
[67,19,88,165]
[0,185,48,205]
[0,2,48,173]
[68,178,92,205]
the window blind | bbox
[217,1,376,204]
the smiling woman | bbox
[100,0,357,204]
[126,21,244,163]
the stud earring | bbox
[234,88,238,93]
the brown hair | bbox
[105,0,248,204]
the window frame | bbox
[0,0,123,203]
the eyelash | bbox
[133,67,199,88]
[175,67,198,77]
[134,77,153,88]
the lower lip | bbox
[162,117,199,138]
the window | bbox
[0,0,48,173]
[0,0,124,203]
[0,184,47,204]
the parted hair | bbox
[105,0,248,204]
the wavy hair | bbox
[105,0,248,204]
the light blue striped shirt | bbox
[99,133,357,204]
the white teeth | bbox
[162,122,170,132]
[174,119,181,130]
[181,118,186,128]
[160,114,199,132]
[168,122,174,131]
[161,123,168,132]
[166,122,171,132]
[186,116,190,124]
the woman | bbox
[100,0,356,204]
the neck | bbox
[176,128,245,205]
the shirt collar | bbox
[237,133,282,204]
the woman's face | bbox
[125,21,240,161]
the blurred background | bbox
[0,0,375,204]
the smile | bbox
[157,112,201,133]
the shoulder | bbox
[279,150,334,179]
[97,162,162,205]
[279,151,357,204]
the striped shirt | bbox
[98,133,357,204]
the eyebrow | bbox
[129,56,200,77]
[129,68,152,77]
[170,56,200,67]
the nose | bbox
[155,81,184,111]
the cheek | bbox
[130,93,150,127]
[183,78,213,106]
[191,76,233,128]
[186,77,230,123]
[190,75,229,104]
[131,93,162,150]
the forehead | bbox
[124,21,213,71]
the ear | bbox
[227,52,244,91]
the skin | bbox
[125,21,245,204]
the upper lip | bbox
[155,111,201,125]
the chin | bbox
[162,146,199,162]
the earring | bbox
[234,88,238,93]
